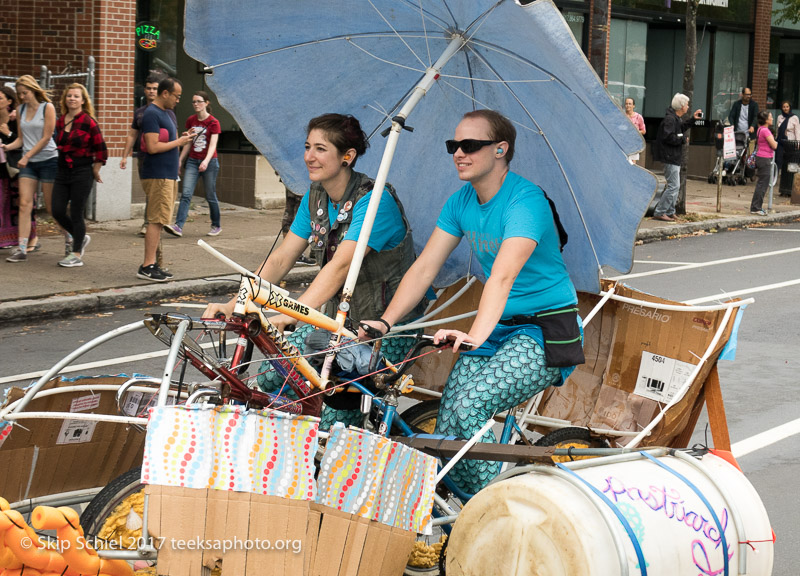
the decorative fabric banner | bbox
[316,424,437,533]
[142,405,319,500]
[0,421,12,449]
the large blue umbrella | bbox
[184,0,656,294]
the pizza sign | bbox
[136,22,160,51]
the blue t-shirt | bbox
[141,104,179,180]
[436,171,576,319]
[290,187,406,251]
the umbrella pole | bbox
[318,36,465,381]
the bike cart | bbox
[0,273,771,576]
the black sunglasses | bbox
[445,139,497,154]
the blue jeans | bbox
[174,157,220,228]
[654,162,680,217]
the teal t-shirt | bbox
[290,187,406,251]
[436,171,576,319]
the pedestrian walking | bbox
[51,83,108,267]
[166,91,221,237]
[0,85,38,250]
[652,93,702,222]
[775,101,799,197]
[137,77,193,282]
[1,75,61,262]
[750,111,778,216]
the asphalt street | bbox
[1,221,799,574]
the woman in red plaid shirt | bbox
[52,83,108,267]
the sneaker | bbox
[295,254,315,266]
[80,235,91,258]
[750,210,767,216]
[138,224,148,237]
[28,243,41,253]
[6,249,26,263]
[157,265,174,279]
[58,253,84,267]
[164,224,183,237]
[207,226,222,237]
[137,264,168,282]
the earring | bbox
[497,148,503,154]
[342,161,348,167]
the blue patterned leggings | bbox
[434,334,560,494]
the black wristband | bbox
[377,318,392,333]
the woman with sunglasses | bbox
[166,91,221,237]
[204,113,422,428]
[361,109,580,494]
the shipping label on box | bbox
[633,352,697,404]
[70,394,101,412]
[57,419,97,444]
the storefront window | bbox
[710,30,750,121]
[134,0,179,108]
[608,19,647,107]
[563,11,585,48]
[611,0,752,24]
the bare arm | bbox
[199,133,219,172]
[120,128,138,169]
[144,131,193,155]
[360,228,461,337]
[434,236,537,351]
[765,130,778,150]
[202,232,308,319]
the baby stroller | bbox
[708,124,751,186]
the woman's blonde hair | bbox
[59,83,96,118]
[15,75,51,103]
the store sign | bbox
[723,126,736,160]
[672,0,728,6]
[136,22,160,51]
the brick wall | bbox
[0,0,134,155]
[753,0,772,108]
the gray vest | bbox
[307,171,422,323]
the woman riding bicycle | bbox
[360,110,582,494]
[204,113,422,427]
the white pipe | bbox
[435,417,495,484]
[341,35,466,301]
[412,276,478,324]
[581,284,616,326]
[158,320,189,406]
[626,305,735,449]
[197,239,290,297]
[393,310,477,332]
[601,291,753,312]
[2,384,183,415]
[3,411,147,425]
[2,321,146,418]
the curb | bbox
[0,267,320,325]
[635,210,800,242]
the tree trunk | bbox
[678,0,699,215]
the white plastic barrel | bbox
[446,451,773,576]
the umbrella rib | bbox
[462,1,504,41]
[367,0,427,69]
[346,39,427,75]
[397,0,454,32]
[205,32,436,71]
[418,0,432,66]
[463,44,604,275]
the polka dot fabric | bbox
[142,405,319,501]
[0,421,12,449]
[316,423,437,533]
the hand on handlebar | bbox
[202,299,235,320]
[358,320,389,341]
[433,329,480,353]
[269,313,297,333]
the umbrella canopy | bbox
[184,0,657,294]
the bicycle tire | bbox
[80,467,144,546]
[533,427,608,463]
[398,399,440,435]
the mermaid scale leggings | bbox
[434,334,561,495]
[256,324,415,430]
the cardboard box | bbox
[0,376,146,502]
[146,487,416,576]
[538,282,740,446]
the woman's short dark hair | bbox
[307,113,369,166]
[781,100,793,111]
[757,110,771,125]
[462,109,517,163]
[625,96,636,106]
[195,90,212,114]
[0,86,16,111]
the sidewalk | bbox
[1,178,799,323]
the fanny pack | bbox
[500,306,585,368]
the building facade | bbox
[0,0,787,219]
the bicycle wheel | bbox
[398,399,440,435]
[80,467,144,550]
[533,427,608,463]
